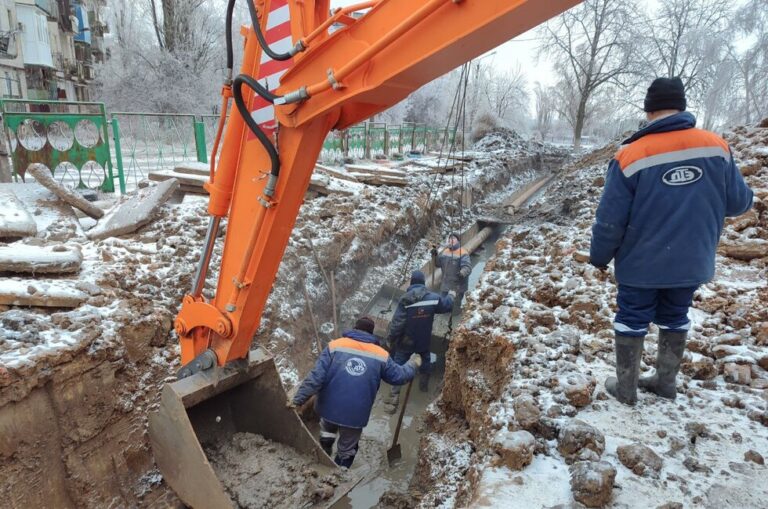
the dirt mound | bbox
[472,128,528,153]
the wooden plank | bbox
[315,164,359,183]
[345,164,407,179]
[174,162,210,177]
[0,279,87,308]
[149,170,207,188]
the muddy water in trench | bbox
[332,227,504,509]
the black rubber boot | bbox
[639,330,686,400]
[334,454,355,469]
[605,334,644,406]
[319,437,334,457]
[418,372,429,393]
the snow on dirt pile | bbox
[206,432,350,508]
[415,122,768,508]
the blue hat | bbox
[410,270,426,285]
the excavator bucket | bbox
[148,347,357,508]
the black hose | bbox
[232,75,281,178]
[246,0,295,61]
[225,0,235,71]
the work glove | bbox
[430,245,439,258]
[459,267,471,278]
[407,353,422,369]
[589,259,608,271]
[286,400,298,410]
[447,290,457,299]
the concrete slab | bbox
[87,179,180,241]
[0,189,37,238]
[26,163,105,220]
[0,243,82,274]
[0,279,87,308]
[3,183,85,242]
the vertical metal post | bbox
[364,123,371,160]
[110,117,127,194]
[194,119,208,164]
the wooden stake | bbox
[330,269,340,338]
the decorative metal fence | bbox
[1,99,119,192]
[1,99,463,194]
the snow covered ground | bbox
[416,122,768,508]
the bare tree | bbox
[634,0,733,111]
[533,83,556,140]
[538,0,636,148]
[732,0,768,122]
[478,63,529,122]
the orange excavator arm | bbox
[174,0,582,371]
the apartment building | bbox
[0,0,106,101]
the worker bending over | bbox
[385,271,454,410]
[590,77,753,406]
[432,232,471,315]
[290,317,421,468]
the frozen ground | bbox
[416,122,768,508]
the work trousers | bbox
[319,418,362,462]
[614,285,697,338]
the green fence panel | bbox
[346,125,367,159]
[109,112,197,190]
[1,99,118,192]
[194,119,208,164]
[321,130,344,161]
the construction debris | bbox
[149,169,207,194]
[0,189,37,238]
[0,279,87,307]
[0,243,82,274]
[26,163,105,220]
[345,163,407,186]
[4,183,85,242]
[87,179,180,240]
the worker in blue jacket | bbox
[384,271,454,408]
[590,77,754,406]
[432,232,471,315]
[289,316,421,468]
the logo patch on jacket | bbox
[345,357,367,376]
[662,166,703,186]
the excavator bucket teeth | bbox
[149,347,356,508]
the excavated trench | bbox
[0,140,568,508]
[334,226,505,509]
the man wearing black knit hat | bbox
[590,77,753,406]
[290,316,420,467]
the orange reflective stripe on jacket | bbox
[328,337,389,362]
[615,128,730,178]
[442,247,467,257]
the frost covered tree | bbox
[478,63,529,125]
[95,0,226,113]
[732,0,768,123]
[632,0,734,125]
[538,0,636,148]
[533,83,556,140]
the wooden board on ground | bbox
[347,173,407,187]
[26,163,104,219]
[0,189,37,238]
[173,162,210,177]
[0,244,82,274]
[0,279,87,308]
[345,163,407,179]
[149,169,207,189]
[87,179,180,240]
[315,164,359,183]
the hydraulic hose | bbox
[246,0,303,61]
[225,0,235,71]
[232,74,281,196]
